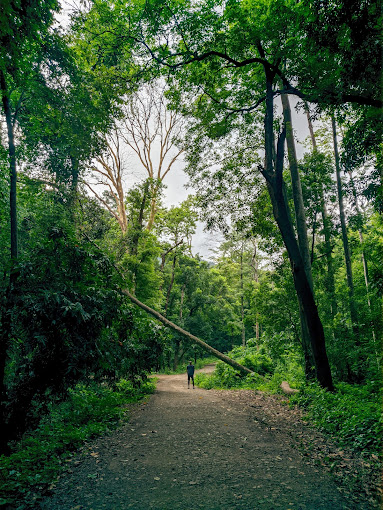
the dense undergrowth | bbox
[195,344,382,458]
[0,378,156,509]
[289,381,382,456]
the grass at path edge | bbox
[0,378,156,509]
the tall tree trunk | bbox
[251,241,260,344]
[165,254,177,316]
[0,71,18,454]
[348,170,379,364]
[240,247,246,347]
[1,71,18,262]
[321,202,338,316]
[305,106,337,316]
[281,94,313,290]
[332,116,359,338]
[147,193,157,231]
[262,77,333,390]
[281,93,315,378]
[131,181,149,257]
[180,283,186,321]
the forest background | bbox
[0,0,382,506]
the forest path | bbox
[41,366,356,510]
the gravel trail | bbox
[41,366,356,510]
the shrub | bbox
[0,379,156,509]
[290,381,382,455]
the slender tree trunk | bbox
[281,93,315,378]
[180,283,186,321]
[131,181,149,257]
[1,71,18,262]
[281,93,313,290]
[165,254,177,316]
[251,241,260,343]
[0,71,18,454]
[321,204,338,316]
[262,77,333,390]
[0,286,12,455]
[332,116,359,338]
[68,156,80,226]
[240,247,246,347]
[117,185,127,233]
[348,171,379,364]
[305,106,337,316]
[147,191,157,231]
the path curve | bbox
[41,366,354,510]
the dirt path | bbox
[41,366,362,510]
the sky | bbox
[157,98,312,260]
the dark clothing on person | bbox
[187,363,195,388]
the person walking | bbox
[187,361,195,389]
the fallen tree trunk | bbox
[122,289,253,375]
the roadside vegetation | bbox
[0,379,155,509]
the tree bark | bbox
[348,170,379,362]
[0,71,18,454]
[1,71,18,261]
[165,254,177,316]
[122,289,253,375]
[180,282,186,321]
[281,93,313,290]
[281,93,316,378]
[305,106,337,316]
[251,241,260,344]
[131,180,149,257]
[240,247,246,347]
[262,74,333,390]
[332,116,359,337]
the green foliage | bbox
[0,379,155,509]
[0,182,164,446]
[195,341,305,392]
[195,344,274,390]
[290,381,382,456]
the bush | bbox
[290,381,382,455]
[0,379,156,509]
[194,345,274,390]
